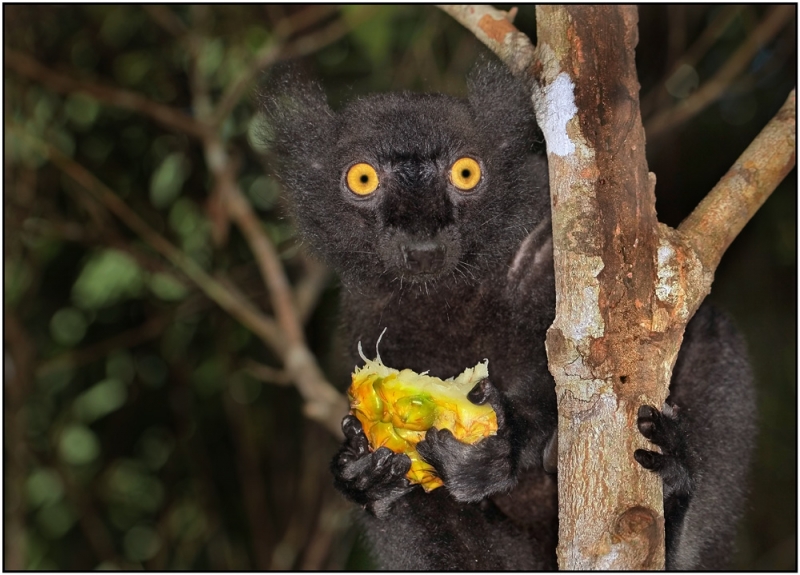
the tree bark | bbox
[442,4,795,570]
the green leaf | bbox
[149,152,190,209]
[247,175,279,210]
[99,6,143,48]
[123,525,161,562]
[148,272,188,301]
[228,371,261,405]
[136,426,174,470]
[36,501,76,540]
[113,51,153,87]
[65,92,100,129]
[73,378,128,422]
[191,358,226,397]
[49,307,88,347]
[246,113,270,154]
[198,38,225,78]
[341,5,403,66]
[244,26,270,54]
[106,349,136,384]
[4,258,33,306]
[26,468,65,509]
[103,460,164,513]
[58,424,101,465]
[72,249,144,310]
[168,500,207,540]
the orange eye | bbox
[450,157,481,191]
[346,163,379,196]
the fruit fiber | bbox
[348,345,497,491]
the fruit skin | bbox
[348,349,497,491]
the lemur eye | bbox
[346,163,379,196]
[450,157,481,191]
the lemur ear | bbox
[258,64,335,166]
[467,55,542,152]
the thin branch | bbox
[272,4,340,38]
[56,465,122,566]
[244,360,292,386]
[142,5,187,37]
[222,392,275,569]
[211,11,362,127]
[35,314,172,378]
[640,5,745,118]
[293,254,332,324]
[4,50,210,139]
[299,491,350,570]
[14,129,286,356]
[34,290,211,378]
[3,312,37,570]
[678,89,796,272]
[437,5,534,76]
[202,137,347,436]
[645,5,794,140]
[12,128,347,437]
[270,425,328,570]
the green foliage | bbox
[150,152,191,209]
[26,468,65,509]
[58,424,101,465]
[49,307,88,347]
[73,378,128,422]
[64,93,100,129]
[148,272,188,301]
[3,4,794,571]
[72,249,144,310]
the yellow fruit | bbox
[348,344,497,491]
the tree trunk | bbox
[535,7,683,569]
[442,3,795,570]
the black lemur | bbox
[262,58,757,570]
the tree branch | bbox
[437,5,534,76]
[211,11,361,127]
[640,5,745,118]
[42,137,347,437]
[10,128,282,350]
[4,50,210,139]
[645,5,794,140]
[201,136,347,436]
[3,312,36,570]
[222,391,275,569]
[678,89,796,273]
[142,5,188,37]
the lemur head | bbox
[262,57,549,291]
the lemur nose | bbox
[402,241,446,274]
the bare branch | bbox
[222,393,275,568]
[678,89,796,272]
[293,255,332,324]
[3,312,36,570]
[57,466,123,566]
[437,5,535,76]
[4,50,210,139]
[201,137,347,436]
[211,12,360,127]
[14,130,286,355]
[272,4,340,38]
[645,5,794,140]
[142,5,187,37]
[35,314,172,378]
[640,5,745,118]
[244,360,292,386]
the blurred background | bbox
[3,5,795,570]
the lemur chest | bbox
[344,283,534,386]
